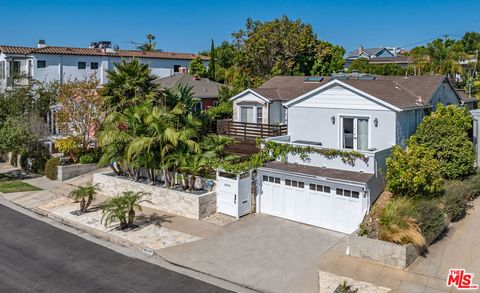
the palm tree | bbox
[100,59,158,113]
[68,183,100,213]
[179,154,207,190]
[137,34,160,52]
[101,196,128,230]
[164,84,200,114]
[122,191,152,227]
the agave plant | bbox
[101,196,129,230]
[122,191,152,227]
[68,183,100,213]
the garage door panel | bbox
[284,187,296,220]
[294,189,307,222]
[333,197,348,231]
[271,184,283,216]
[261,183,273,214]
[308,191,333,228]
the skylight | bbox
[304,76,324,82]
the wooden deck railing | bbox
[217,119,287,141]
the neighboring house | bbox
[252,74,474,234]
[344,45,409,68]
[0,40,208,89]
[154,73,223,111]
[219,76,329,140]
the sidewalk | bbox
[0,163,223,251]
[318,198,480,293]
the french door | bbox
[342,117,369,150]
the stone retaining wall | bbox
[348,218,449,268]
[93,173,216,220]
[57,164,99,181]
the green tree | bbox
[311,41,345,75]
[68,184,100,213]
[386,141,444,197]
[412,104,475,179]
[164,84,200,114]
[122,191,151,227]
[233,16,318,81]
[189,57,207,77]
[0,116,34,155]
[461,32,480,54]
[101,196,128,230]
[137,34,159,52]
[100,59,158,113]
[208,39,216,80]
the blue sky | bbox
[2,0,480,53]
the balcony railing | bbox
[217,119,288,141]
[265,135,392,175]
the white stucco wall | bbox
[1,52,203,88]
[287,85,397,150]
[232,92,269,124]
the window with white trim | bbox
[37,60,46,68]
[336,188,360,198]
[285,179,305,189]
[256,107,263,124]
[309,184,331,193]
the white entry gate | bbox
[258,172,367,234]
[216,170,252,218]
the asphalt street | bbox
[0,204,230,293]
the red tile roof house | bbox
[219,74,476,233]
[0,40,208,89]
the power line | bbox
[399,33,464,49]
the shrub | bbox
[410,199,444,240]
[443,181,469,221]
[78,149,101,164]
[23,141,51,174]
[413,104,475,179]
[56,137,81,163]
[386,141,444,197]
[467,171,480,199]
[45,157,60,180]
[376,197,426,247]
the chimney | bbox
[37,39,46,48]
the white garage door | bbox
[259,175,365,234]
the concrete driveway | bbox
[158,213,345,293]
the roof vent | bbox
[356,74,376,80]
[304,76,324,83]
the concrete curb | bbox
[0,194,259,293]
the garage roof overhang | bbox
[258,161,373,187]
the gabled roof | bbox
[0,45,208,61]
[252,76,332,101]
[247,74,457,111]
[347,47,394,59]
[154,73,223,99]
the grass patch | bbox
[0,174,41,193]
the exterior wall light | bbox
[374,118,378,127]
[331,116,335,124]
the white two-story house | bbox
[0,40,208,89]
[253,74,475,234]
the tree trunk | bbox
[79,198,86,213]
[120,216,127,230]
[84,195,93,213]
[128,209,135,227]
[190,175,196,191]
